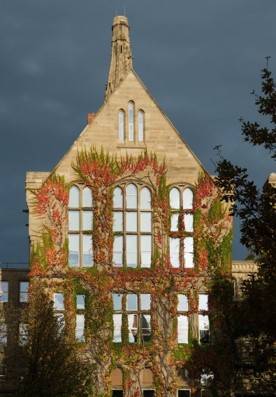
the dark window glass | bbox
[112,391,123,397]
[178,390,191,397]
[143,391,155,397]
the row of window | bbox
[0,322,28,346]
[0,281,29,303]
[112,293,209,345]
[68,184,195,269]
[118,102,145,143]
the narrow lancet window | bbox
[118,110,125,143]
[128,101,134,141]
[138,110,145,142]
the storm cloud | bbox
[0,0,275,264]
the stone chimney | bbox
[105,16,133,99]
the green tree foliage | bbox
[16,284,91,397]
[215,67,276,394]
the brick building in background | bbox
[0,16,269,397]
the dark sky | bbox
[0,0,275,264]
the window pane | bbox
[69,186,79,208]
[178,315,188,343]
[140,294,151,310]
[112,391,123,397]
[178,294,188,311]
[118,110,125,143]
[112,293,123,311]
[82,211,93,231]
[20,282,29,303]
[140,212,151,232]
[184,237,194,268]
[140,236,151,268]
[83,235,93,267]
[169,188,180,209]
[199,315,210,344]
[0,282,8,303]
[113,236,123,267]
[55,313,65,331]
[170,238,180,268]
[171,213,179,231]
[140,187,151,210]
[143,391,155,397]
[126,235,137,267]
[69,235,80,266]
[126,212,137,232]
[184,214,193,232]
[113,314,122,343]
[127,294,137,311]
[54,293,64,310]
[76,294,85,310]
[141,314,151,342]
[128,101,134,141]
[69,211,79,231]
[199,294,208,311]
[83,187,92,207]
[76,314,85,342]
[183,188,193,209]
[126,184,137,209]
[113,187,123,208]
[138,110,144,142]
[113,212,123,232]
[128,313,137,343]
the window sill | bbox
[117,143,146,149]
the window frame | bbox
[112,292,152,344]
[112,183,153,269]
[68,185,94,268]
[176,389,192,397]
[198,293,210,344]
[169,185,194,269]
[177,294,189,344]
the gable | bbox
[53,70,206,185]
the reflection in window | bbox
[113,184,152,268]
[53,293,64,310]
[199,294,210,344]
[0,323,7,345]
[177,294,189,343]
[128,101,134,141]
[68,186,93,267]
[76,294,85,342]
[138,110,145,142]
[112,293,151,344]
[19,323,28,346]
[169,186,194,268]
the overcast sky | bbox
[0,0,275,265]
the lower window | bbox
[143,390,155,397]
[112,391,123,397]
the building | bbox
[0,16,263,397]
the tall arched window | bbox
[118,109,125,143]
[128,101,134,141]
[112,184,152,268]
[68,186,93,267]
[169,186,194,268]
[138,110,145,142]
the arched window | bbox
[138,110,145,142]
[169,186,194,268]
[68,186,93,267]
[128,101,134,141]
[118,110,125,143]
[112,184,152,268]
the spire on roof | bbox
[105,16,133,99]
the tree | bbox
[16,283,90,397]
[215,66,276,395]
